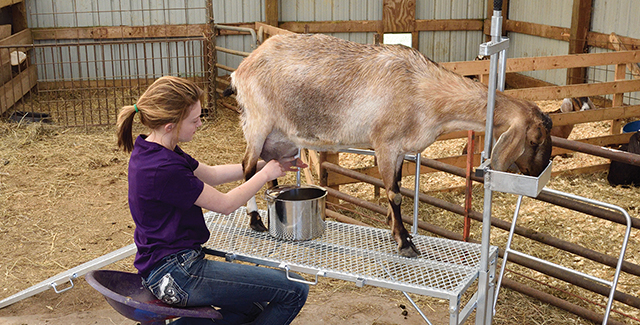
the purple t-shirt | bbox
[128,135,207,276]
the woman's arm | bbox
[194,161,266,187]
[194,158,307,215]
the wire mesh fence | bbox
[2,0,215,127]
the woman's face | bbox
[177,101,203,143]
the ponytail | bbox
[116,105,138,152]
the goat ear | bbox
[491,123,526,172]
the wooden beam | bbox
[279,20,381,34]
[382,0,416,33]
[550,104,640,127]
[415,19,484,31]
[0,0,21,10]
[566,0,592,85]
[505,78,640,101]
[441,50,640,76]
[280,19,483,34]
[589,31,640,51]
[504,19,570,42]
[31,24,208,40]
[255,22,294,38]
[610,33,640,79]
[10,1,27,33]
[0,64,37,114]
[0,28,32,46]
[265,0,278,27]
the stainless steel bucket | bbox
[265,184,327,241]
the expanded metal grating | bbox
[204,207,497,300]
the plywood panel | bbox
[383,0,415,33]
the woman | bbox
[116,76,309,325]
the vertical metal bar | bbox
[463,131,474,242]
[71,0,86,128]
[296,148,302,187]
[125,0,134,110]
[412,153,421,235]
[493,195,523,313]
[477,7,504,325]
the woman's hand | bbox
[261,157,308,181]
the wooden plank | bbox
[279,20,381,34]
[0,64,37,114]
[280,19,483,34]
[0,24,11,38]
[610,33,640,78]
[382,0,416,33]
[589,31,640,51]
[0,0,21,11]
[255,22,295,38]
[550,104,640,127]
[504,19,570,42]
[611,63,627,134]
[265,0,278,27]
[10,1,27,33]
[566,0,592,85]
[441,51,640,77]
[0,28,31,47]
[505,78,640,101]
[414,19,483,31]
[31,24,208,40]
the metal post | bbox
[477,1,508,322]
[413,153,421,235]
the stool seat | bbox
[85,270,222,325]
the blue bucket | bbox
[623,120,640,133]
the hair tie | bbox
[134,104,139,113]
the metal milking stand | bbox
[475,1,509,323]
[475,2,632,324]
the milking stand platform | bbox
[203,207,498,325]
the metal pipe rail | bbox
[552,136,640,167]
[495,190,632,325]
[321,161,640,310]
[214,24,257,47]
[419,158,640,229]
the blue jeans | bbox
[142,248,309,325]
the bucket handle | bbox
[280,263,324,285]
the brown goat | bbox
[549,97,595,139]
[228,33,552,257]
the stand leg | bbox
[493,195,523,313]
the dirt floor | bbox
[0,100,639,325]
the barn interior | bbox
[0,0,640,324]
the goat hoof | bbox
[248,211,268,232]
[398,238,420,258]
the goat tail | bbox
[222,84,236,97]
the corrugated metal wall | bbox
[24,0,640,106]
[589,0,640,105]
[215,0,486,75]
[416,0,485,63]
[507,0,572,86]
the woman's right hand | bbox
[261,157,306,182]
[261,159,288,181]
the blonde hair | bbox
[117,76,204,152]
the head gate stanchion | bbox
[493,190,632,325]
[475,1,510,324]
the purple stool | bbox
[85,270,222,325]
